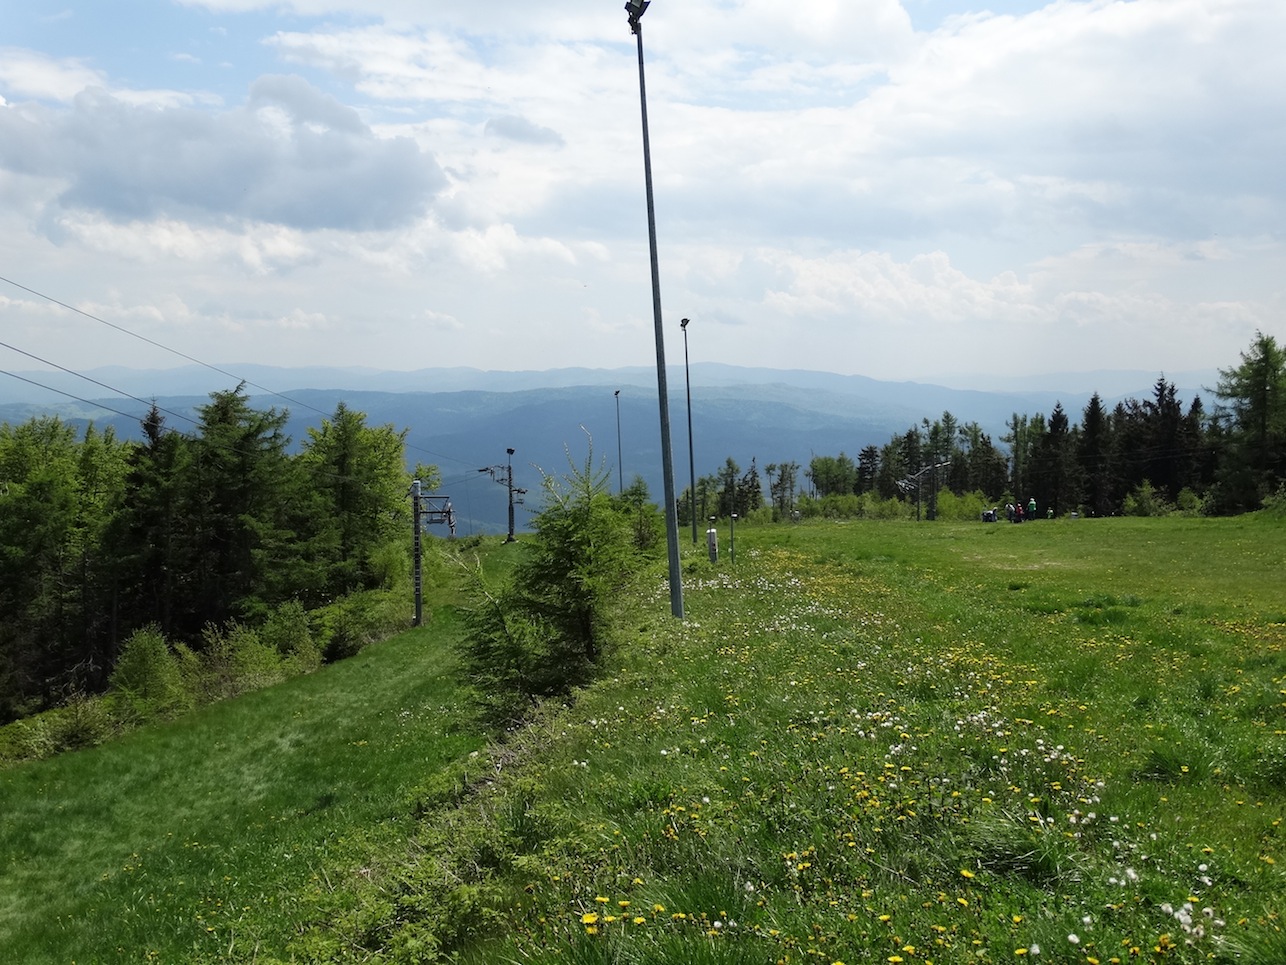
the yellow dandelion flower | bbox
[960,869,975,879]
[958,897,969,907]
[633,916,646,925]
[582,913,599,925]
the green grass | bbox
[0,607,484,963]
[3,519,1285,964]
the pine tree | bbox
[1213,332,1286,510]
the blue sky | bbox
[1,0,1282,386]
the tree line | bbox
[0,385,426,725]
[5,332,1283,726]
[679,332,1286,522]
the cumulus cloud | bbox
[0,48,106,102]
[3,0,1283,380]
[0,75,446,231]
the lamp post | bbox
[681,317,696,544]
[615,389,624,494]
[626,0,684,619]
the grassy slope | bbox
[0,609,483,964]
[335,516,1285,965]
[2,520,1284,964]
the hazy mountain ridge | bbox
[0,364,1218,534]
[0,361,1217,407]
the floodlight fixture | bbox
[625,0,649,30]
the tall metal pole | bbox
[628,0,683,619]
[615,389,624,494]
[681,317,696,544]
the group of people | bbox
[982,497,1039,523]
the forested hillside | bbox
[0,384,425,724]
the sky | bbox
[0,0,1282,387]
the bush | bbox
[458,580,556,723]
[1259,485,1286,519]
[367,541,410,589]
[261,600,322,674]
[316,589,409,663]
[861,492,913,519]
[458,439,642,725]
[934,490,990,521]
[13,693,116,760]
[793,493,913,521]
[799,493,860,519]
[197,622,283,700]
[1176,487,1205,515]
[108,625,190,720]
[613,476,662,551]
[1123,481,1174,517]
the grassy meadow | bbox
[2,516,1284,963]
[0,611,485,964]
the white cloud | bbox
[0,78,446,231]
[276,307,328,330]
[0,0,1282,384]
[0,48,105,102]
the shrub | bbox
[367,541,410,589]
[13,693,116,760]
[1176,487,1204,515]
[108,625,190,720]
[1123,480,1173,517]
[861,492,913,519]
[458,439,641,724]
[261,600,322,674]
[1259,485,1286,519]
[613,476,662,551]
[316,589,410,663]
[198,622,283,700]
[510,442,637,665]
[799,493,861,519]
[934,489,990,521]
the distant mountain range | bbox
[0,363,1219,535]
